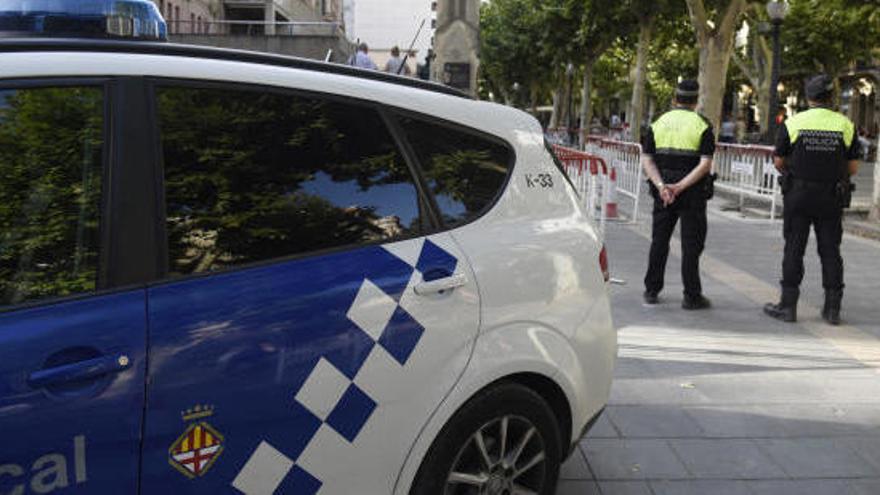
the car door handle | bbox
[28,353,132,389]
[414,273,468,296]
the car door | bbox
[139,81,479,494]
[0,83,147,494]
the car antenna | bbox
[397,18,426,76]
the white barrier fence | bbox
[551,145,609,237]
[586,137,643,223]
[712,143,781,220]
[551,133,781,221]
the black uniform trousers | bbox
[645,191,707,298]
[781,182,844,290]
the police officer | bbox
[764,75,861,325]
[641,80,715,309]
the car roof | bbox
[0,38,470,100]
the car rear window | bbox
[397,116,513,227]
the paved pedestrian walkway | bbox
[558,197,880,495]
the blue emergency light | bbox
[0,0,167,41]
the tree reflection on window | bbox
[158,86,427,276]
[0,87,104,307]
[397,117,511,226]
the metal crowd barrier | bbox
[548,131,781,221]
[552,145,609,237]
[712,143,780,220]
[585,136,643,223]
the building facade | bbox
[151,0,343,35]
[149,0,351,62]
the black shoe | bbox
[643,291,659,305]
[682,294,711,310]
[822,289,842,326]
[763,302,797,322]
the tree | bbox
[575,0,634,144]
[782,0,880,103]
[649,14,701,111]
[684,0,752,131]
[480,0,550,108]
[627,0,681,142]
[540,0,633,144]
[730,4,774,135]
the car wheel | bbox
[410,382,562,495]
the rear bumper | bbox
[566,406,605,459]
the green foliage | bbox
[480,0,550,104]
[647,13,700,111]
[782,0,880,78]
[0,87,103,306]
[158,87,422,274]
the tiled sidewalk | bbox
[559,203,880,495]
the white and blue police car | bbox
[0,1,616,493]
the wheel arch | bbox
[503,372,572,458]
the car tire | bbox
[410,381,562,495]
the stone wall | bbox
[432,0,479,96]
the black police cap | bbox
[806,75,834,101]
[676,80,700,99]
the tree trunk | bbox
[697,35,735,132]
[756,78,771,135]
[579,60,595,148]
[550,88,562,130]
[529,85,539,115]
[630,17,653,144]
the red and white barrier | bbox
[605,167,619,219]
[585,136,643,223]
[551,144,609,237]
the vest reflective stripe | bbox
[651,109,708,153]
[786,108,855,147]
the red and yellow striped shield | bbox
[168,422,224,478]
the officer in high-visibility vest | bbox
[641,79,715,310]
[764,75,862,325]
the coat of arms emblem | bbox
[169,404,224,478]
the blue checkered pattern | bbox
[233,239,458,494]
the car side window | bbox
[0,86,105,308]
[397,116,513,226]
[157,85,429,277]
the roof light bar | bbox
[0,0,167,41]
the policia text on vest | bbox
[640,80,715,311]
[764,75,861,326]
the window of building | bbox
[398,116,512,226]
[157,85,429,277]
[190,13,195,33]
[0,87,105,308]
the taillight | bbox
[599,245,610,282]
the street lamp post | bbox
[766,0,789,144]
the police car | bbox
[0,1,615,494]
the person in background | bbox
[417,49,434,80]
[384,46,411,76]
[858,127,872,161]
[720,117,737,143]
[351,42,378,71]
